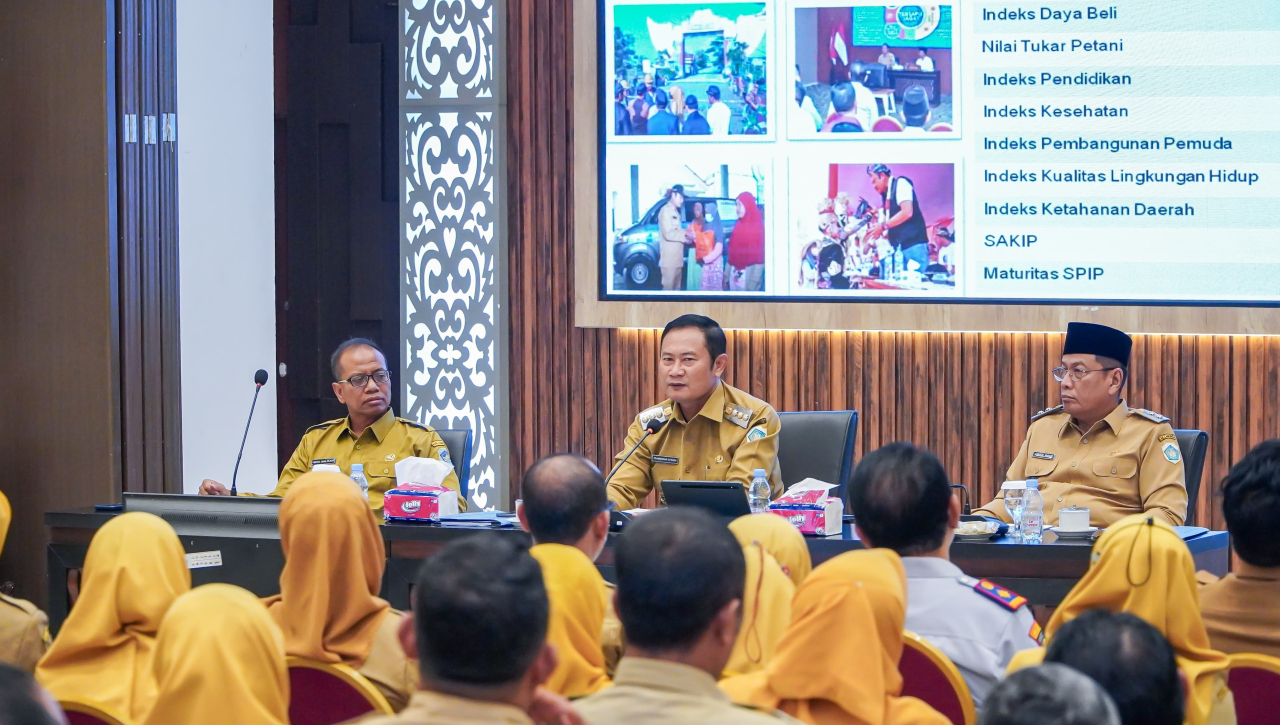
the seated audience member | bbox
[517,454,614,696]
[263,472,415,710]
[849,443,1039,711]
[0,494,49,673]
[362,535,574,725]
[1044,610,1183,725]
[142,584,288,725]
[575,508,791,725]
[722,514,811,678]
[900,86,930,132]
[681,96,711,135]
[1199,440,1280,657]
[721,548,949,725]
[980,664,1120,725]
[648,91,680,135]
[35,513,190,720]
[1007,515,1234,725]
[820,83,862,132]
[0,663,62,725]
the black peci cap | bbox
[1062,322,1132,366]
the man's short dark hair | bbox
[1045,610,1183,725]
[520,454,607,545]
[1094,354,1129,389]
[1222,440,1280,567]
[707,85,720,101]
[981,663,1119,725]
[849,443,953,556]
[918,47,929,54]
[614,507,744,650]
[661,314,727,361]
[0,663,59,725]
[415,536,548,685]
[831,82,856,113]
[330,337,385,381]
[655,89,669,108]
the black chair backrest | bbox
[434,429,473,501]
[776,411,859,503]
[1174,429,1208,527]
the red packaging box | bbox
[383,484,460,523]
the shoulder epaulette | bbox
[1030,404,1065,422]
[1129,408,1170,424]
[637,404,669,428]
[304,418,343,434]
[725,404,752,429]
[397,417,432,431]
[972,579,1028,611]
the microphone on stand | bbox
[230,369,270,497]
[605,417,667,486]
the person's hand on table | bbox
[528,687,586,725]
[198,479,230,496]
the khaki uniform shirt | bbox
[601,582,624,678]
[351,690,532,725]
[658,203,685,268]
[974,401,1187,527]
[263,408,463,512]
[359,610,419,712]
[575,658,800,725]
[607,382,784,510]
[0,595,49,672]
[1199,561,1280,658]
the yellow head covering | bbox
[263,472,391,666]
[724,514,813,677]
[35,512,190,720]
[721,549,949,725]
[529,543,611,697]
[0,490,11,556]
[1006,514,1231,725]
[142,584,289,725]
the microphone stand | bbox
[230,383,264,497]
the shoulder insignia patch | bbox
[638,405,668,429]
[397,417,432,431]
[1158,433,1177,443]
[304,418,342,434]
[973,579,1028,611]
[1029,620,1044,645]
[746,425,768,442]
[1030,405,1065,422]
[1162,441,1181,464]
[1129,408,1170,424]
[725,404,752,429]
[438,447,452,465]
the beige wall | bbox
[0,1,120,606]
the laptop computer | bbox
[660,480,752,518]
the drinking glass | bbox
[1003,489,1026,539]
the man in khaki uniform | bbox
[0,493,49,672]
[1198,440,1280,657]
[606,315,784,510]
[200,338,462,512]
[975,323,1186,528]
[575,508,799,725]
[659,186,687,291]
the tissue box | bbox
[768,479,843,536]
[383,484,460,523]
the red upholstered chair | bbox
[287,656,395,725]
[59,700,134,725]
[872,116,904,132]
[928,122,954,132]
[898,631,977,725]
[1227,652,1280,725]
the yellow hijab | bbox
[35,512,190,720]
[0,490,11,556]
[1007,514,1232,725]
[143,584,289,725]
[724,514,812,677]
[721,549,949,725]
[529,543,611,697]
[263,472,391,666]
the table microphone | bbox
[604,417,667,486]
[230,369,270,496]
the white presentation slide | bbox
[599,0,1280,303]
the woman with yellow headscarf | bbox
[35,512,190,720]
[721,549,949,725]
[1006,514,1235,725]
[142,584,289,725]
[722,514,812,678]
[263,471,416,710]
[529,543,612,697]
[0,491,50,672]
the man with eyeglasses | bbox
[198,338,463,511]
[973,322,1187,528]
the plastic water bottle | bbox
[1021,478,1044,544]
[892,248,904,280]
[350,464,370,501]
[748,468,771,514]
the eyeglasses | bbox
[338,369,392,388]
[1053,366,1118,382]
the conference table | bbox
[43,506,1229,636]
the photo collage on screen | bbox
[603,1,960,299]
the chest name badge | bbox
[311,458,337,466]
[1031,451,1055,460]
[652,455,679,465]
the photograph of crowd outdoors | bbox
[608,162,767,293]
[790,4,954,136]
[612,3,769,136]
[795,162,955,293]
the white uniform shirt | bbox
[707,101,732,135]
[902,557,1042,713]
[916,56,935,72]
